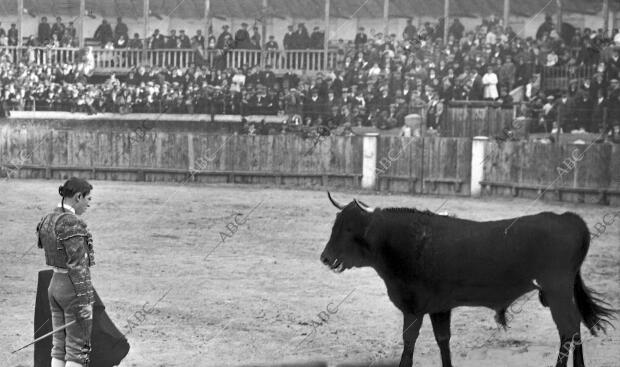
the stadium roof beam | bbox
[603,0,609,35]
[383,0,388,39]
[503,0,510,30]
[18,0,23,47]
[143,0,149,57]
[324,0,330,68]
[444,0,449,44]
[204,0,210,48]
[556,0,562,36]
[79,0,85,48]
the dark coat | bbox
[38,22,51,43]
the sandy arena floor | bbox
[1,179,618,367]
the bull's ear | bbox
[354,199,375,213]
[327,191,345,210]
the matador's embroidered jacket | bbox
[37,207,95,314]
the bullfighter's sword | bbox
[11,320,77,354]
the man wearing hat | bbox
[607,78,620,135]
[7,23,18,46]
[166,29,178,48]
[283,25,295,50]
[295,23,310,50]
[537,94,557,133]
[192,29,205,49]
[304,88,324,123]
[150,29,164,49]
[403,18,417,41]
[310,26,324,50]
[235,22,252,49]
[178,30,191,48]
[251,25,261,49]
[265,35,278,51]
[259,64,276,89]
[216,25,232,49]
[556,91,575,132]
[354,27,367,48]
[536,15,554,41]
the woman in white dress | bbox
[482,66,499,100]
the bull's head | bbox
[320,192,376,273]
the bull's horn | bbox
[354,199,375,213]
[327,191,345,210]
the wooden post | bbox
[556,104,561,142]
[79,0,85,48]
[324,0,330,69]
[603,0,610,36]
[17,0,23,47]
[143,0,149,59]
[383,0,389,38]
[262,0,268,49]
[204,0,210,47]
[503,0,510,30]
[443,0,449,44]
[556,0,563,36]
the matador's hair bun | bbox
[59,177,93,198]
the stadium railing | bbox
[2,46,339,74]
[541,64,596,91]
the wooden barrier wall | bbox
[442,106,515,138]
[0,126,363,188]
[482,140,620,205]
[375,137,472,196]
[1,122,618,204]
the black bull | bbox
[320,193,615,367]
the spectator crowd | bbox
[2,14,620,139]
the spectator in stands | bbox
[251,26,261,49]
[234,23,252,49]
[536,15,555,41]
[65,21,77,42]
[403,19,417,41]
[129,33,143,48]
[591,89,607,133]
[193,30,205,49]
[354,27,367,49]
[606,78,620,133]
[283,25,294,50]
[38,17,51,45]
[556,91,575,130]
[265,35,278,50]
[310,26,324,49]
[51,17,65,42]
[115,17,128,41]
[217,25,232,49]
[150,29,164,49]
[0,23,5,40]
[115,32,128,48]
[449,18,465,41]
[166,30,178,48]
[304,88,323,122]
[94,19,114,48]
[179,30,191,48]
[294,23,310,49]
[7,23,18,46]
[482,66,499,100]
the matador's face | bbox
[74,193,92,215]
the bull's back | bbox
[424,211,588,285]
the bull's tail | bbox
[574,270,616,336]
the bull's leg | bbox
[544,286,584,367]
[430,310,453,367]
[399,313,423,367]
